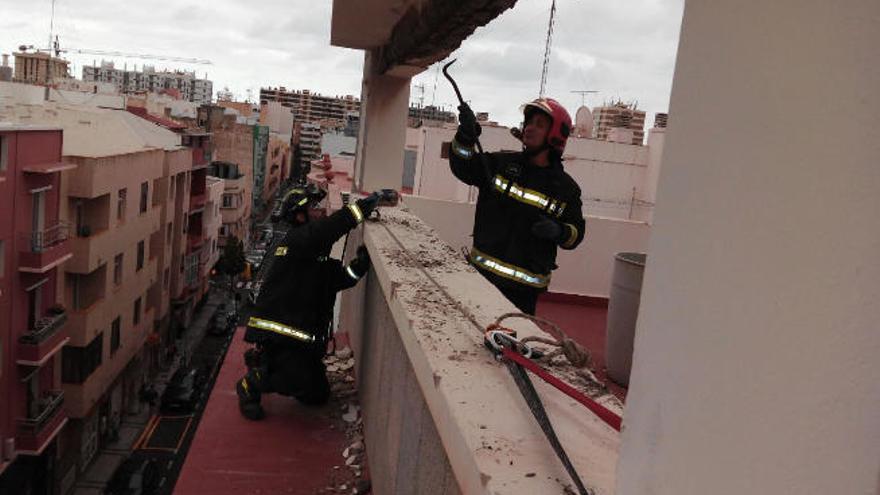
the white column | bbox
[353,50,411,193]
[617,1,880,494]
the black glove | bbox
[348,245,371,278]
[455,104,482,146]
[531,217,564,242]
[355,192,380,218]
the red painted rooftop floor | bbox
[176,296,621,495]
[174,329,351,495]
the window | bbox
[140,181,148,213]
[117,188,127,221]
[0,135,7,171]
[440,141,451,159]
[133,297,141,326]
[111,317,121,354]
[169,179,175,200]
[114,254,123,286]
[136,241,145,271]
[26,282,44,330]
[62,333,103,384]
[163,268,170,289]
[222,194,234,208]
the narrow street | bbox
[72,288,235,495]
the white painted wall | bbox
[616,2,880,494]
[407,122,663,223]
[403,195,651,298]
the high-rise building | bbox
[13,51,71,85]
[592,102,647,145]
[82,61,213,104]
[260,87,360,131]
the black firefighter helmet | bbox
[271,183,327,224]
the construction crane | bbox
[51,37,212,65]
[539,0,557,97]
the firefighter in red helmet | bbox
[449,98,586,314]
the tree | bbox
[217,236,246,277]
[217,237,246,310]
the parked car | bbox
[208,309,237,336]
[105,454,159,495]
[159,368,205,414]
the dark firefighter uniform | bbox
[448,131,585,314]
[236,193,376,420]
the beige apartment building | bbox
[12,51,71,85]
[260,87,359,131]
[592,102,647,145]
[0,82,221,485]
[201,106,254,247]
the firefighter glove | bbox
[531,217,564,242]
[456,104,482,146]
[356,192,381,218]
[349,245,371,278]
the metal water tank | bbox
[605,252,646,386]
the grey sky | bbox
[1,0,684,128]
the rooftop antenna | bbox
[539,0,557,97]
[48,0,57,51]
[571,90,599,107]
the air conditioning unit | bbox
[3,437,15,461]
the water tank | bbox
[605,252,646,386]
[574,106,593,138]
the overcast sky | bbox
[2,0,684,128]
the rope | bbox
[490,312,591,369]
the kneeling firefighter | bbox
[236,186,380,420]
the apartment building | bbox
[592,102,647,145]
[208,161,249,248]
[82,61,213,104]
[200,105,255,246]
[260,87,359,130]
[0,125,74,494]
[12,51,71,85]
[295,122,322,166]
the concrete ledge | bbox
[340,206,619,494]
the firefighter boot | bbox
[236,368,265,420]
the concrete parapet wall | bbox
[339,206,619,494]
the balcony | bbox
[15,390,68,454]
[17,310,70,366]
[189,192,207,211]
[18,222,73,273]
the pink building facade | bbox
[0,125,73,493]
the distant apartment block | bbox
[408,105,455,127]
[82,61,213,104]
[13,51,71,85]
[592,102,647,145]
[295,122,322,165]
[260,87,359,130]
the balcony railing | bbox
[17,390,65,442]
[24,221,70,253]
[19,222,73,273]
[19,310,67,345]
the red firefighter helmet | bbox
[520,97,572,155]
